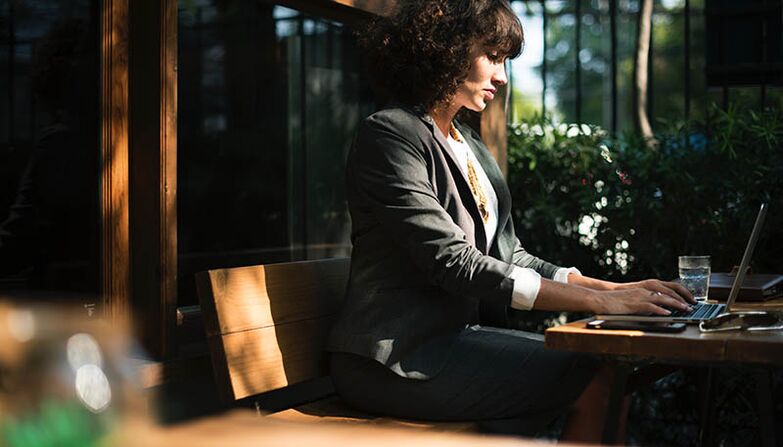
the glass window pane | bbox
[579,0,611,127]
[545,0,573,14]
[657,0,685,11]
[729,87,762,110]
[688,4,709,121]
[0,1,101,301]
[766,87,783,111]
[651,7,686,126]
[545,7,577,122]
[177,2,373,304]
[617,1,639,132]
[302,21,368,259]
[708,87,725,109]
[510,1,544,122]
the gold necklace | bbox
[449,123,463,142]
[449,123,489,223]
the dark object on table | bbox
[709,273,783,301]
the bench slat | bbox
[196,258,482,434]
[212,314,335,400]
[197,258,349,337]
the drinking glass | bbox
[679,255,711,302]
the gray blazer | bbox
[328,106,562,379]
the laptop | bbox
[594,203,769,323]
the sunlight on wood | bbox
[101,0,130,324]
[113,410,566,447]
[197,259,349,401]
[482,83,509,177]
[223,329,287,400]
[212,267,274,334]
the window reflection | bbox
[509,0,739,131]
[177,1,374,304]
[545,6,577,122]
[509,1,544,121]
[579,0,610,127]
[0,1,100,297]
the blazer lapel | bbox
[417,114,488,252]
[457,122,514,253]
[457,123,512,218]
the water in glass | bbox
[680,266,711,301]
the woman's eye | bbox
[487,51,502,62]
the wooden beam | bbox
[101,0,131,323]
[129,0,178,359]
[160,0,178,361]
[160,0,179,360]
[481,83,508,178]
[460,82,509,177]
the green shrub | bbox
[507,105,783,446]
[507,104,783,284]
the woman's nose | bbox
[492,64,508,85]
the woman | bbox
[328,0,694,441]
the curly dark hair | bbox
[358,0,523,111]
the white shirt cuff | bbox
[553,267,581,284]
[509,266,542,311]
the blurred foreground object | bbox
[0,302,150,447]
[110,410,567,447]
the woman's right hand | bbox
[589,288,693,315]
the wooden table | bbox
[545,298,783,446]
[109,410,585,447]
[545,318,783,367]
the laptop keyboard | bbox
[668,302,723,319]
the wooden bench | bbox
[195,258,477,432]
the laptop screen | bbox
[725,203,768,312]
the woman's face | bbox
[454,43,508,112]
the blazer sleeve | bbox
[511,236,561,280]
[457,123,562,281]
[349,117,515,303]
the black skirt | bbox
[330,325,599,436]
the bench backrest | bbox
[196,258,350,403]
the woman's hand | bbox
[536,276,695,315]
[566,274,696,315]
[589,287,693,315]
[613,279,695,304]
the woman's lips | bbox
[483,89,496,100]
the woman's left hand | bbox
[613,279,696,305]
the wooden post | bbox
[481,83,509,178]
[129,0,178,359]
[101,0,131,324]
[160,0,178,361]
